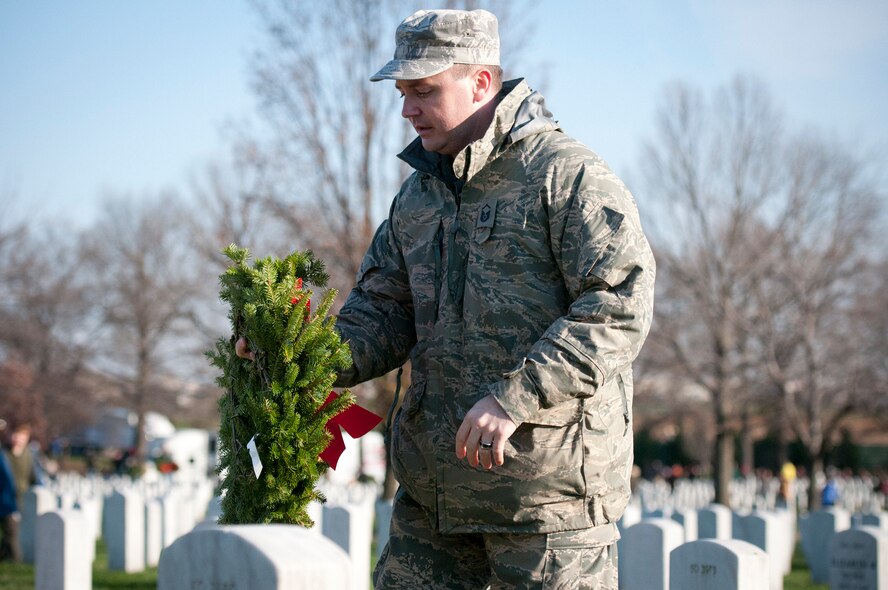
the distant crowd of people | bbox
[0,420,37,562]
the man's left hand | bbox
[455,394,518,469]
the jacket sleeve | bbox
[489,159,656,425]
[334,203,416,388]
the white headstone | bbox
[203,495,223,524]
[800,507,851,583]
[829,525,887,590]
[772,509,795,576]
[733,512,786,590]
[58,493,76,511]
[160,492,181,548]
[177,492,196,534]
[74,497,101,548]
[619,500,642,533]
[672,508,699,542]
[861,512,888,534]
[698,504,732,540]
[322,503,374,590]
[157,524,352,589]
[105,489,146,572]
[669,538,769,590]
[145,499,163,567]
[375,499,393,560]
[306,500,323,534]
[21,486,57,563]
[620,518,684,590]
[35,510,92,590]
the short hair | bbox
[450,63,503,92]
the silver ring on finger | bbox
[480,440,493,450]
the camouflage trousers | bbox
[373,489,618,590]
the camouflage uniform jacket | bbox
[335,79,655,536]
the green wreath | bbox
[208,245,353,526]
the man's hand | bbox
[455,394,518,470]
[235,336,255,361]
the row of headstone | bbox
[620,517,774,590]
[173,501,882,590]
[634,474,886,517]
[23,470,217,590]
[620,504,888,590]
[619,521,771,590]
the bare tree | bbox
[80,193,203,460]
[854,256,888,413]
[184,141,297,381]
[188,141,291,273]
[0,221,97,443]
[639,76,785,507]
[752,134,884,508]
[639,76,887,508]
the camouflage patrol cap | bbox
[370,9,500,82]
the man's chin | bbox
[420,138,453,156]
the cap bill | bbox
[369,57,454,82]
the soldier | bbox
[239,8,654,589]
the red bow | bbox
[318,392,382,470]
[290,278,311,317]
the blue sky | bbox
[1,1,886,228]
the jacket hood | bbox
[398,78,560,183]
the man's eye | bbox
[416,90,431,97]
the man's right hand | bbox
[235,337,255,361]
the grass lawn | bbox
[784,544,828,590]
[0,539,829,589]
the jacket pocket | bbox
[582,378,632,525]
[439,403,587,532]
[390,379,433,507]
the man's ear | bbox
[473,67,494,102]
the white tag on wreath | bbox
[246,435,263,479]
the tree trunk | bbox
[713,420,734,507]
[741,409,754,476]
[133,345,149,463]
[776,412,789,467]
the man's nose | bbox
[401,97,420,119]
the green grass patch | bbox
[784,543,828,590]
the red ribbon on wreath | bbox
[317,391,382,470]
[290,278,310,316]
